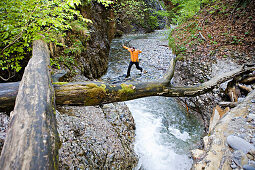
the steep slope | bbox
[170,0,255,127]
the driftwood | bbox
[238,84,253,92]
[226,81,240,102]
[218,102,238,108]
[0,59,254,108]
[240,76,255,84]
[0,40,60,169]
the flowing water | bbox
[102,30,204,170]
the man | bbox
[123,45,143,78]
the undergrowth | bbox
[168,0,255,61]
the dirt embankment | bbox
[171,0,255,169]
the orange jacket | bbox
[123,45,142,62]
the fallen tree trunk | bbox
[0,82,19,112]
[0,40,60,169]
[0,62,254,108]
[54,64,254,105]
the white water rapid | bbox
[127,97,194,170]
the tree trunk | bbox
[0,82,19,113]
[0,60,254,108]
[54,64,254,106]
[0,40,60,169]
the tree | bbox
[0,0,113,81]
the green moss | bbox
[52,82,68,85]
[118,84,135,100]
[86,83,106,92]
[83,83,107,105]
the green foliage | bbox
[114,0,145,25]
[169,0,212,24]
[95,0,114,7]
[231,36,242,44]
[50,58,61,69]
[0,0,113,81]
[113,0,160,32]
[168,30,187,56]
[0,0,92,79]
[148,15,159,30]
[154,10,171,18]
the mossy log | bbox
[0,59,254,108]
[0,40,60,169]
[53,64,254,105]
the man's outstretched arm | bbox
[122,45,129,50]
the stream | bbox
[102,30,204,170]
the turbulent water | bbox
[102,30,204,170]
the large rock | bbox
[57,103,138,169]
[79,2,115,79]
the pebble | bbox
[247,153,254,160]
[231,162,237,169]
[248,115,255,120]
[227,135,255,154]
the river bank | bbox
[170,0,255,168]
[173,49,255,169]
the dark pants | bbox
[127,61,143,76]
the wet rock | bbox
[243,164,255,170]
[191,149,205,160]
[231,162,238,169]
[57,103,138,169]
[227,135,255,154]
[0,112,10,153]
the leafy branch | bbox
[0,0,93,80]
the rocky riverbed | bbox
[0,112,9,153]
[172,44,255,169]
[192,90,255,169]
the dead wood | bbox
[0,40,60,169]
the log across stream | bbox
[102,30,204,169]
